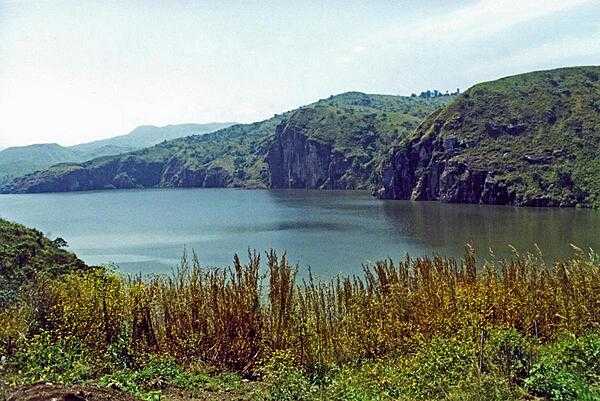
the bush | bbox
[525,332,600,400]
[8,331,93,385]
[447,375,521,401]
[259,350,315,401]
[98,357,242,400]
[484,328,532,383]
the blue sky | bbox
[1,0,599,147]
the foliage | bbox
[525,332,600,400]
[258,350,316,401]
[98,357,243,401]
[0,218,88,308]
[5,331,94,386]
[1,219,599,399]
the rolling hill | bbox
[0,93,452,193]
[6,66,599,208]
[0,123,235,184]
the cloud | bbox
[400,0,592,43]
[338,0,597,89]
[351,0,593,53]
[492,30,600,68]
[352,45,367,54]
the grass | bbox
[1,243,599,400]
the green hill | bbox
[0,144,87,184]
[1,93,452,193]
[0,218,88,307]
[0,123,234,185]
[376,66,600,207]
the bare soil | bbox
[5,383,138,401]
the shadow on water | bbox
[1,188,599,274]
[380,200,600,261]
[224,220,352,234]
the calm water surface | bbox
[1,188,599,277]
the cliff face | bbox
[376,66,600,207]
[266,110,353,189]
[3,92,449,194]
[377,116,515,205]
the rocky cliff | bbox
[3,92,450,194]
[4,154,234,193]
[267,109,364,189]
[376,66,600,207]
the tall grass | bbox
[4,247,599,373]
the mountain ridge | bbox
[4,66,600,208]
[1,92,452,193]
[376,65,600,207]
[0,122,235,184]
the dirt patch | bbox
[159,381,260,401]
[6,383,139,401]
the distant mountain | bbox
[376,66,600,207]
[1,92,452,192]
[0,123,235,184]
[71,123,235,154]
[0,143,88,185]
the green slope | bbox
[0,123,235,185]
[2,92,452,193]
[377,66,600,207]
[0,218,89,307]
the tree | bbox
[52,237,68,248]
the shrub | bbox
[484,328,533,383]
[259,350,315,401]
[8,331,93,385]
[525,332,600,400]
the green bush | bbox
[259,350,316,401]
[484,328,532,383]
[8,331,93,385]
[404,337,476,399]
[525,332,600,400]
[98,357,242,401]
[447,375,521,401]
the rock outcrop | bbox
[3,92,449,194]
[376,66,600,207]
[266,110,353,189]
[3,155,232,193]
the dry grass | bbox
[7,246,600,373]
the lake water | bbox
[1,188,599,278]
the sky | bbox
[0,0,599,148]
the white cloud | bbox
[352,45,367,54]
[497,31,600,67]
[405,0,592,41]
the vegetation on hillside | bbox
[0,123,234,186]
[378,66,600,207]
[1,93,452,193]
[0,218,598,400]
[0,219,88,308]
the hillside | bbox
[376,66,600,207]
[0,123,234,185]
[0,144,88,184]
[0,218,88,307]
[71,122,235,153]
[1,93,452,193]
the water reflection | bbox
[0,188,598,276]
[380,200,600,260]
